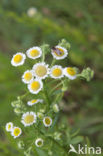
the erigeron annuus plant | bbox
[5,39,93,156]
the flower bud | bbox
[18,141,25,149]
[58,39,71,51]
[48,151,53,156]
[27,7,37,17]
[37,112,44,119]
[40,109,45,113]
[53,132,61,140]
[80,67,94,81]
[53,104,59,113]
[11,99,23,108]
[14,108,22,114]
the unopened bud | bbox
[14,108,22,114]
[37,112,44,119]
[53,104,59,113]
[80,67,94,81]
[18,141,25,149]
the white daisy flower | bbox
[11,52,26,67]
[35,138,43,147]
[28,79,43,94]
[5,122,13,132]
[32,62,49,79]
[21,112,37,127]
[27,7,37,17]
[64,67,77,80]
[27,99,43,106]
[43,116,52,127]
[22,70,34,84]
[50,65,63,79]
[51,46,68,60]
[11,127,22,138]
[26,47,42,59]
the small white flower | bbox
[43,116,52,127]
[50,65,63,79]
[27,99,43,106]
[22,70,34,84]
[26,47,42,59]
[21,112,37,127]
[11,127,22,138]
[11,52,26,67]
[32,62,49,79]
[27,7,37,17]
[35,138,43,147]
[51,46,68,60]
[64,67,77,80]
[28,79,43,94]
[5,122,13,132]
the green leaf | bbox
[70,136,84,145]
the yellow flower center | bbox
[31,99,38,103]
[37,140,42,146]
[54,48,64,56]
[13,128,20,136]
[14,54,23,63]
[52,68,62,77]
[8,124,11,130]
[66,67,76,76]
[35,65,47,77]
[24,115,34,124]
[31,81,40,91]
[45,117,51,125]
[24,72,32,81]
[30,49,40,57]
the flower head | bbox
[26,47,42,59]
[27,99,43,106]
[21,112,36,126]
[43,116,52,127]
[50,65,63,79]
[22,70,34,84]
[35,138,43,147]
[27,7,37,17]
[64,67,77,80]
[11,52,26,67]
[32,62,49,79]
[11,127,22,138]
[51,46,68,60]
[5,122,13,132]
[28,79,43,94]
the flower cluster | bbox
[6,122,22,139]
[11,45,77,95]
[5,39,93,155]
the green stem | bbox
[42,52,45,62]
[50,81,63,94]
[50,59,56,67]
[43,82,51,111]
[20,91,29,100]
[54,92,64,103]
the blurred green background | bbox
[0,0,103,155]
